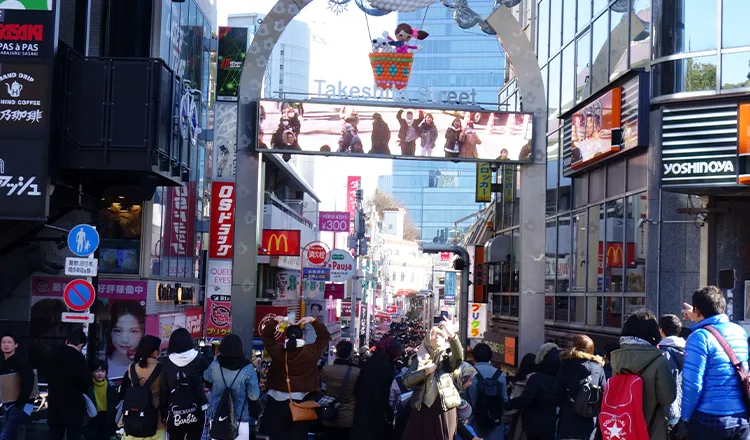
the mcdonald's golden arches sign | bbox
[260,229,301,256]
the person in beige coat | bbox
[119,335,167,440]
[320,340,360,440]
[458,121,482,158]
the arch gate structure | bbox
[229,0,547,361]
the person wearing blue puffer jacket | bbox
[681,285,750,440]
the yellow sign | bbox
[475,163,492,202]
[268,234,288,253]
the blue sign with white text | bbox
[67,224,100,257]
[303,267,331,281]
[445,272,456,304]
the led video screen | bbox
[255,100,534,163]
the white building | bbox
[230,13,311,98]
[377,209,432,297]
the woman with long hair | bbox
[108,300,146,379]
[119,335,166,440]
[401,321,464,440]
[160,328,209,440]
[204,334,260,440]
[257,316,330,440]
[444,117,463,158]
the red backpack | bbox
[599,356,660,440]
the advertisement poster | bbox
[276,270,300,300]
[209,182,235,259]
[570,88,621,169]
[216,27,248,102]
[206,259,232,295]
[205,294,231,338]
[30,276,147,379]
[468,303,487,339]
[318,211,350,232]
[258,100,533,162]
[212,103,237,180]
[475,162,492,202]
[346,176,361,214]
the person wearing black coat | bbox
[555,335,607,440]
[0,333,35,440]
[46,329,91,440]
[351,338,403,440]
[160,328,209,440]
[370,113,392,155]
[506,343,561,440]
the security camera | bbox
[636,218,648,229]
[696,213,708,224]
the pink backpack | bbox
[599,356,660,440]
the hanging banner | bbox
[216,26,248,102]
[163,183,196,257]
[475,163,492,202]
[209,182,235,259]
[503,165,514,203]
[444,272,456,305]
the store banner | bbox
[468,303,487,339]
[0,7,57,59]
[346,176,360,214]
[163,182,196,257]
[205,294,231,338]
[216,26,248,102]
[209,181,235,259]
[475,163,492,203]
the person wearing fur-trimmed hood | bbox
[555,335,606,440]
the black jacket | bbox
[555,350,607,440]
[351,352,398,440]
[46,345,91,425]
[160,352,209,416]
[507,347,561,440]
[85,380,119,439]
[396,110,423,142]
[0,352,34,406]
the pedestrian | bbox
[401,320,464,440]
[204,334,260,440]
[657,314,686,437]
[84,360,118,440]
[370,112,392,155]
[396,109,423,155]
[681,286,749,440]
[418,113,438,156]
[351,337,404,440]
[456,399,481,440]
[161,328,209,440]
[0,333,34,440]
[506,343,561,440]
[458,121,482,158]
[257,316,330,440]
[467,343,507,440]
[119,335,166,440]
[602,343,619,379]
[608,309,676,440]
[46,328,91,440]
[555,335,606,440]
[444,117,463,158]
[505,353,536,440]
[320,340,360,440]
[338,116,358,153]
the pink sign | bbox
[31,276,147,301]
[318,211,351,232]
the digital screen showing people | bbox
[570,89,618,168]
[256,100,534,163]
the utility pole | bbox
[350,188,367,345]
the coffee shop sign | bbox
[314,79,478,105]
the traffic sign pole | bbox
[66,224,100,357]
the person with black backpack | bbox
[204,334,260,440]
[119,335,166,440]
[161,328,210,440]
[467,343,507,440]
[554,335,606,440]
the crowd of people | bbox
[1,284,750,440]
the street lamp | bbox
[419,243,471,346]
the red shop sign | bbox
[163,182,196,257]
[209,182,235,259]
[184,307,203,338]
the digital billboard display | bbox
[255,100,534,163]
[570,88,621,169]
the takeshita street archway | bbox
[231,0,547,362]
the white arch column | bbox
[231,1,546,361]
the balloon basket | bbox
[369,52,414,90]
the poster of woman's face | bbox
[107,300,146,379]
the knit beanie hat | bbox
[457,399,472,421]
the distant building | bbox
[229,13,311,98]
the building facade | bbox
[467,0,733,362]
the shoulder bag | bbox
[285,353,319,422]
[705,326,750,416]
[319,366,353,421]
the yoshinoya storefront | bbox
[658,97,750,322]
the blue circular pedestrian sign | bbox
[67,224,99,257]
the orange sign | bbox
[738,103,750,185]
[504,337,516,365]
[260,230,301,256]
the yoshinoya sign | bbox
[662,159,738,185]
[0,8,56,59]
